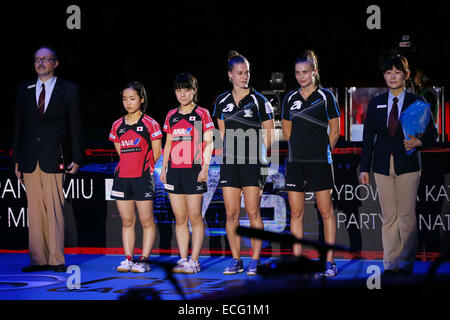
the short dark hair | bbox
[35,45,59,61]
[382,55,409,73]
[121,81,148,112]
[173,73,198,103]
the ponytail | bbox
[227,50,250,71]
[295,50,320,84]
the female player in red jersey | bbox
[109,81,162,273]
[160,73,214,273]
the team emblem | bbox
[291,101,302,110]
[243,109,253,117]
[222,103,234,112]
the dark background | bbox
[1,1,449,256]
[2,1,450,149]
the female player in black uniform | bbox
[213,51,275,275]
[109,81,162,273]
[160,73,214,274]
[281,50,340,277]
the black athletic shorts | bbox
[111,173,155,201]
[285,161,334,192]
[219,163,267,189]
[164,165,207,194]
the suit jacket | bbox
[13,78,83,173]
[360,91,437,176]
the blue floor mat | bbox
[0,253,449,300]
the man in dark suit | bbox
[359,55,437,276]
[13,46,83,272]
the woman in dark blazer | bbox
[359,55,437,276]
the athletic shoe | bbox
[189,259,201,273]
[172,258,191,273]
[246,259,260,275]
[117,257,134,272]
[223,259,244,275]
[131,257,151,273]
[172,258,200,274]
[322,262,338,277]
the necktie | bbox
[388,96,399,136]
[38,83,45,119]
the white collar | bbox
[37,76,57,88]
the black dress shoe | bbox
[50,264,67,272]
[381,269,397,277]
[397,269,413,275]
[22,264,51,272]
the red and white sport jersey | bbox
[109,114,162,177]
[163,106,214,168]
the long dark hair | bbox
[121,81,148,112]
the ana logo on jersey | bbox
[121,138,141,147]
[291,101,302,110]
[173,127,192,136]
[222,103,234,112]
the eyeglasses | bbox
[34,57,54,64]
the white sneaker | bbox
[172,258,189,273]
[131,259,151,273]
[189,259,201,273]
[117,258,134,272]
[172,258,199,274]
